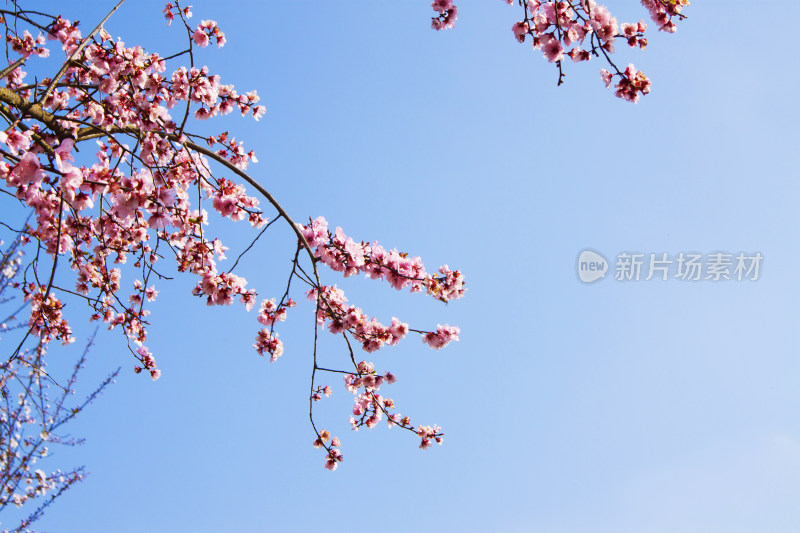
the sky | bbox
[3,1,800,532]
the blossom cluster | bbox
[256,297,295,327]
[192,20,226,48]
[443,0,688,101]
[253,329,283,361]
[0,8,273,380]
[193,271,256,308]
[509,1,651,100]
[133,346,161,380]
[311,429,343,471]
[299,216,465,302]
[423,324,460,349]
[431,0,459,30]
[345,363,399,430]
[307,284,460,355]
[307,285,410,352]
[22,285,74,346]
[252,297,295,362]
[307,354,444,467]
[162,2,192,26]
[641,0,689,33]
[7,30,50,59]
[340,361,443,450]
[0,0,465,476]
[311,385,333,402]
[511,0,688,101]
[417,425,444,449]
[601,63,651,102]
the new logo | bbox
[577,250,608,283]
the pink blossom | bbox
[193,27,209,47]
[540,34,564,63]
[147,209,171,229]
[600,69,613,87]
[60,165,84,203]
[253,329,284,361]
[54,139,75,171]
[431,2,458,30]
[423,324,460,349]
[431,0,453,14]
[512,22,529,43]
[10,152,45,187]
[324,449,342,471]
[0,129,33,155]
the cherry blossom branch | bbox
[225,216,280,274]
[181,140,319,269]
[0,57,25,80]
[0,87,71,138]
[37,0,127,106]
[505,0,685,101]
[0,1,466,475]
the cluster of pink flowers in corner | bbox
[500,0,686,102]
[431,0,458,30]
[298,216,465,303]
[640,0,688,33]
[510,1,644,63]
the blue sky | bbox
[3,1,800,532]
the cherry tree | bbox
[0,0,687,506]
